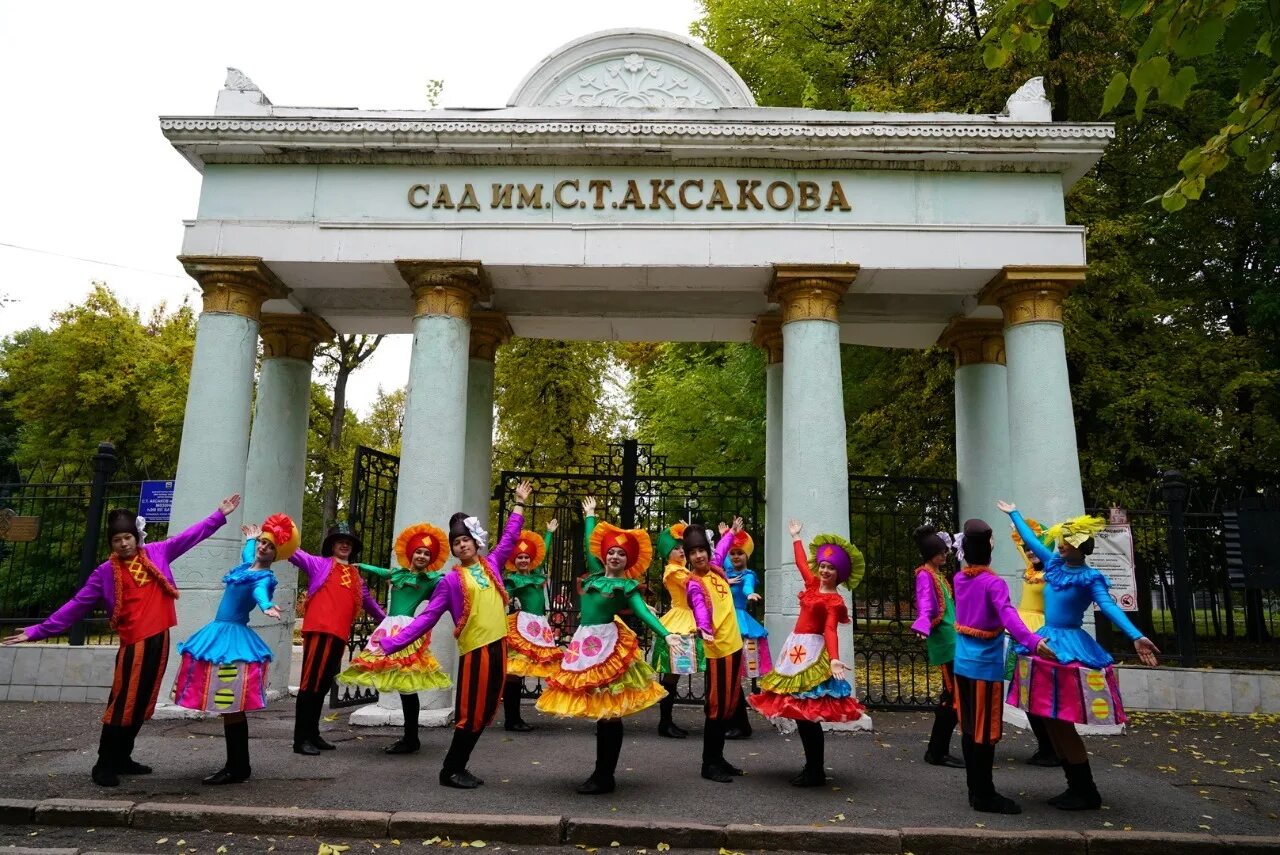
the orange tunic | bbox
[302,560,362,640]
[115,558,177,644]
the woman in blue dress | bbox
[997,501,1160,810]
[718,522,771,739]
[172,515,295,784]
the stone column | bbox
[243,313,334,697]
[752,314,791,648]
[164,257,286,694]
[381,260,489,726]
[980,266,1088,525]
[938,318,1018,585]
[463,311,513,528]
[767,265,869,730]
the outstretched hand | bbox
[582,496,597,516]
[732,516,744,534]
[546,518,559,533]
[1135,636,1161,667]
[219,494,242,516]
[747,592,762,603]
[514,480,533,504]
[717,521,730,536]
[241,523,262,539]
[263,606,282,620]
[830,659,847,680]
[788,519,802,539]
[2,630,29,646]
[996,500,1016,514]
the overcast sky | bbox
[0,0,702,414]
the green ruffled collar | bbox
[391,568,445,589]
[583,574,640,597]
[505,570,547,588]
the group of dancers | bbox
[911,504,1160,814]
[5,485,1158,811]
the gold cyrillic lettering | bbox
[408,184,430,208]
[706,179,733,210]
[678,179,704,209]
[649,179,676,209]
[588,179,612,210]
[824,180,852,212]
[765,181,794,210]
[735,179,763,210]
[457,184,481,211]
[492,184,515,209]
[517,183,543,209]
[797,181,821,211]
[431,184,455,209]
[619,180,646,210]
[554,179,580,208]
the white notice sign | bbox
[1091,525,1138,612]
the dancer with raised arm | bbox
[502,518,562,732]
[719,521,771,740]
[1008,517,1061,767]
[650,521,701,739]
[749,519,865,786]
[4,495,240,787]
[999,500,1161,810]
[910,524,963,769]
[173,515,294,784]
[375,482,532,789]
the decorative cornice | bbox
[751,314,783,363]
[395,260,490,320]
[980,265,1087,327]
[767,265,859,324]
[259,313,335,362]
[469,310,514,360]
[178,256,287,320]
[937,317,1006,367]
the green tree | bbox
[363,386,406,456]
[315,334,383,527]
[0,283,195,474]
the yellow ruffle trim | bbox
[658,606,697,635]
[535,657,667,720]
[545,618,640,691]
[507,649,560,678]
[337,636,452,693]
[759,648,830,695]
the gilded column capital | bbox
[259,313,335,362]
[767,264,859,324]
[979,265,1087,327]
[751,313,784,364]
[469,310,514,360]
[179,256,288,320]
[937,317,1006,367]
[395,260,491,320]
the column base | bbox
[348,703,454,728]
[824,717,874,733]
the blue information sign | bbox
[138,480,176,522]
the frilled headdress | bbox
[590,521,653,579]
[809,533,866,590]
[259,513,301,562]
[394,522,449,572]
[505,530,547,571]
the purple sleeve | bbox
[25,563,109,640]
[154,510,227,565]
[686,578,713,634]
[910,570,936,637]
[361,580,386,622]
[379,575,454,654]
[993,576,1042,650]
[713,529,734,569]
[486,512,525,582]
[289,549,327,581]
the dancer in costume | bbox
[1008,517,1061,767]
[749,520,866,786]
[289,521,386,755]
[910,524,963,769]
[173,515,294,784]
[4,495,240,787]
[376,482,532,789]
[536,497,675,794]
[338,522,452,754]
[502,518,562,732]
[683,520,741,783]
[950,518,1054,814]
[719,521,771,740]
[650,521,702,739]
[998,501,1160,810]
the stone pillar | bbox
[463,311,512,529]
[767,265,869,730]
[243,313,334,697]
[752,314,791,648]
[164,257,286,694]
[937,318,1018,585]
[371,260,489,726]
[981,266,1088,525]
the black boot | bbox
[204,717,251,785]
[503,677,533,732]
[923,701,963,767]
[578,719,622,794]
[439,728,484,788]
[791,721,827,786]
[1026,715,1061,767]
[657,681,687,738]
[91,725,121,787]
[386,694,421,754]
[293,692,321,755]
[1050,761,1102,810]
[700,718,732,783]
[969,743,1021,814]
[723,693,752,740]
[116,723,152,774]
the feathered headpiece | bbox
[1045,515,1106,550]
[656,521,687,564]
[589,521,653,579]
[394,522,448,572]
[259,513,301,562]
[809,533,866,590]
[505,530,547,571]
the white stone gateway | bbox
[158,29,1110,727]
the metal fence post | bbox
[1161,470,1196,667]
[619,438,639,529]
[70,442,117,646]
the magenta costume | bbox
[289,551,386,623]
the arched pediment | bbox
[507,28,757,109]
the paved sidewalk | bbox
[1,701,1276,837]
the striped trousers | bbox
[705,650,744,721]
[954,673,1004,746]
[299,632,346,695]
[455,638,507,733]
[102,630,169,728]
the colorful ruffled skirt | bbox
[748,632,865,723]
[337,615,452,694]
[736,608,773,679]
[536,617,667,720]
[506,611,563,678]
[173,620,271,714]
[1006,653,1126,726]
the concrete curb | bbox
[2,798,1278,853]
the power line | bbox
[0,240,187,280]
